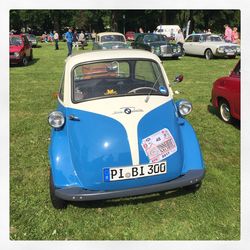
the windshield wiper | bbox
[145,74,162,103]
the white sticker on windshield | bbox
[141,128,177,163]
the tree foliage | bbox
[10,9,240,35]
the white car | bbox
[92,32,130,50]
[183,33,240,60]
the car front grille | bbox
[160,45,172,54]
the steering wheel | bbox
[128,87,158,94]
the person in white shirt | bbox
[53,31,59,50]
[175,29,185,52]
[78,31,85,49]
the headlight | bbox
[48,111,65,129]
[151,46,155,53]
[14,52,20,57]
[217,47,225,53]
[173,48,177,52]
[236,47,240,53]
[177,46,181,52]
[177,100,192,116]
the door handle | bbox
[69,115,80,121]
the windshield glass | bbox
[144,34,165,43]
[9,36,22,46]
[101,35,125,43]
[72,59,168,102]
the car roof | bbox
[97,32,125,37]
[65,49,161,66]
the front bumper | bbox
[158,52,182,58]
[55,169,205,201]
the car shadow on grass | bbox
[69,188,198,209]
[10,58,40,67]
[207,104,240,130]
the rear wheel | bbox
[50,170,68,209]
[205,49,213,60]
[219,99,233,123]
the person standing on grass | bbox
[224,24,233,42]
[53,30,59,50]
[78,31,85,49]
[65,28,73,56]
[175,29,185,53]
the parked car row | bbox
[92,32,240,60]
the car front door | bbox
[183,35,194,54]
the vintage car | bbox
[183,33,240,60]
[9,34,33,66]
[48,49,205,209]
[125,31,135,41]
[24,33,38,47]
[211,60,240,123]
[132,33,182,59]
[92,32,131,50]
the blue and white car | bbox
[48,49,205,209]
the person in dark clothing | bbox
[65,28,73,56]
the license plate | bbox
[103,161,167,182]
[227,52,235,55]
[162,54,172,57]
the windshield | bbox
[9,36,23,46]
[101,35,125,43]
[144,34,165,43]
[72,59,168,102]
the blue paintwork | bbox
[49,99,204,191]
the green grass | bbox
[10,42,240,240]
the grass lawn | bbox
[10,41,240,240]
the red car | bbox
[125,31,135,41]
[9,34,33,66]
[211,61,240,123]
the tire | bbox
[50,169,68,209]
[228,55,236,59]
[219,99,233,123]
[183,181,202,192]
[29,50,33,61]
[205,49,213,60]
[22,56,28,66]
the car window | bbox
[72,59,167,102]
[192,35,200,42]
[9,36,22,46]
[101,35,125,43]
[185,36,193,42]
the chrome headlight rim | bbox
[177,99,193,116]
[48,111,65,129]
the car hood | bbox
[148,41,167,47]
[65,96,183,191]
[9,45,22,53]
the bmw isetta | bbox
[48,49,205,209]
